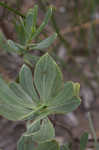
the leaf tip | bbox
[73,82,80,97]
[21,64,28,70]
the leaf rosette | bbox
[0,53,81,122]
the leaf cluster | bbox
[0,53,81,150]
[0,5,57,66]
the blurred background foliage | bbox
[0,0,99,150]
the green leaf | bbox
[9,82,36,108]
[24,118,55,143]
[17,135,35,150]
[73,83,80,97]
[0,77,32,120]
[88,112,99,150]
[7,40,25,54]
[60,144,70,150]
[18,138,59,150]
[0,31,11,52]
[29,33,57,50]
[32,118,55,143]
[0,103,30,121]
[47,82,81,114]
[0,77,23,106]
[19,64,39,104]
[25,5,38,40]
[26,120,40,133]
[34,53,63,102]
[35,140,59,150]
[80,132,88,150]
[32,7,53,39]
[14,18,26,45]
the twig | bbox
[61,19,99,35]
[88,112,99,149]
[0,2,25,18]
[37,0,72,57]
[50,117,74,141]
[55,121,74,140]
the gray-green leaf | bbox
[35,140,59,150]
[9,82,35,109]
[48,82,81,114]
[19,64,39,104]
[60,144,70,150]
[24,118,55,143]
[34,53,63,102]
[7,40,25,54]
[29,33,57,50]
[25,5,38,40]
[32,7,53,39]
[17,135,35,150]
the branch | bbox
[61,19,99,35]
[0,2,25,18]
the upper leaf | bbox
[14,17,26,45]
[34,53,63,102]
[7,40,25,54]
[25,5,38,41]
[31,7,53,39]
[0,31,11,52]
[29,33,57,51]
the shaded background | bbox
[0,0,99,149]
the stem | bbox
[0,2,25,18]
[88,112,98,149]
[20,104,46,121]
[38,0,72,57]
[51,14,71,50]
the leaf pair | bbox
[0,53,81,122]
[18,117,57,150]
[17,132,89,150]
[24,117,55,143]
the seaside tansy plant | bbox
[0,3,89,150]
[0,53,81,122]
[0,53,81,150]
